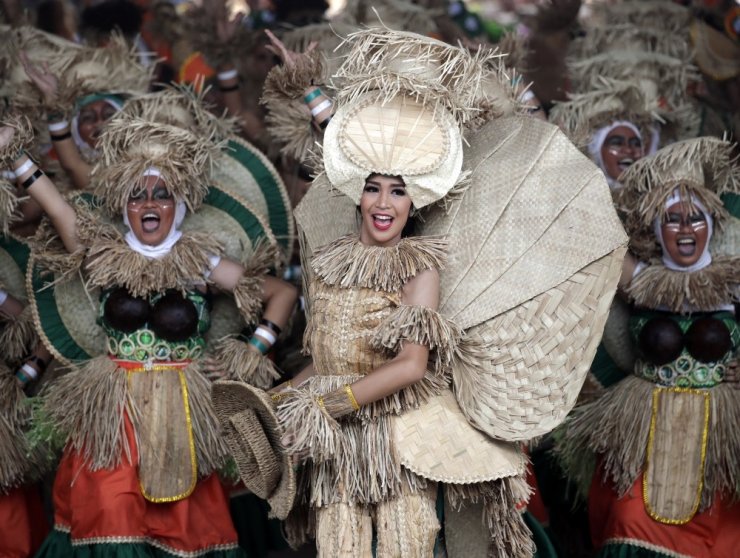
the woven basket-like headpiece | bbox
[617,137,740,260]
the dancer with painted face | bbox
[559,137,740,558]
[0,86,298,556]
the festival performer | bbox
[214,28,627,558]
[0,85,297,556]
[559,137,740,558]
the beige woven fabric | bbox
[392,389,525,483]
[423,116,627,330]
[375,483,439,557]
[644,388,709,524]
[315,502,373,558]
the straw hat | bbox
[323,28,513,209]
[617,137,740,261]
[211,380,296,520]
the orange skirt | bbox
[48,412,241,555]
[0,484,48,557]
[589,464,740,557]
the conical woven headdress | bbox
[617,137,740,260]
[92,86,229,215]
[323,28,514,209]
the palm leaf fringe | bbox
[446,475,534,558]
[0,178,19,235]
[0,370,36,491]
[626,257,740,313]
[311,234,447,292]
[371,304,462,373]
[85,232,222,298]
[212,336,281,390]
[0,305,37,365]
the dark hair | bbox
[36,1,68,36]
[81,0,142,38]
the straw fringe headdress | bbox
[182,6,257,69]
[0,112,35,233]
[570,24,692,61]
[91,86,229,215]
[617,137,740,262]
[549,79,659,148]
[589,0,692,33]
[322,28,517,208]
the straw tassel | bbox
[446,475,534,558]
[212,336,281,390]
[183,6,257,69]
[276,388,343,463]
[0,179,19,235]
[0,113,34,168]
[0,369,36,491]
[626,257,740,313]
[311,234,447,293]
[0,305,37,365]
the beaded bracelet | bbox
[303,88,322,104]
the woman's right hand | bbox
[0,126,16,151]
[20,51,59,106]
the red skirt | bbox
[48,412,240,555]
[589,464,740,558]
[0,484,48,557]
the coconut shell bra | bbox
[631,309,739,388]
[99,287,211,362]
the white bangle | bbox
[0,288,8,306]
[48,120,70,133]
[20,363,39,381]
[1,170,15,180]
[520,89,536,103]
[254,326,277,346]
[310,99,332,117]
[218,69,238,81]
[13,158,35,179]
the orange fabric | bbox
[52,412,238,553]
[0,484,49,557]
[589,463,740,558]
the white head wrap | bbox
[123,167,186,259]
[71,97,123,159]
[653,189,713,273]
[588,120,643,192]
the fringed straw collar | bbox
[311,234,447,292]
[626,255,740,313]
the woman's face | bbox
[600,125,644,180]
[126,175,176,246]
[660,200,709,267]
[359,174,412,247]
[77,99,118,148]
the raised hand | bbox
[19,51,59,105]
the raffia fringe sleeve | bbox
[275,387,343,463]
[0,178,19,235]
[0,306,37,365]
[230,240,279,327]
[211,336,281,390]
[261,52,328,162]
[371,304,462,374]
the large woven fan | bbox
[212,136,295,261]
[29,188,277,366]
[295,116,627,446]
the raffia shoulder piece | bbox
[311,234,447,292]
[85,231,223,298]
[626,256,740,313]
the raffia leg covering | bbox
[315,501,373,558]
[375,483,439,558]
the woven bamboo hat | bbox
[323,28,506,209]
[617,137,740,261]
[211,380,296,520]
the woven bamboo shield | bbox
[29,188,276,365]
[213,136,294,260]
[643,387,709,524]
[128,365,197,502]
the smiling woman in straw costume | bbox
[558,137,740,558]
[0,85,297,556]
[213,28,627,558]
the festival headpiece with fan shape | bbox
[322,28,512,209]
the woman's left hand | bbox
[202,356,228,381]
